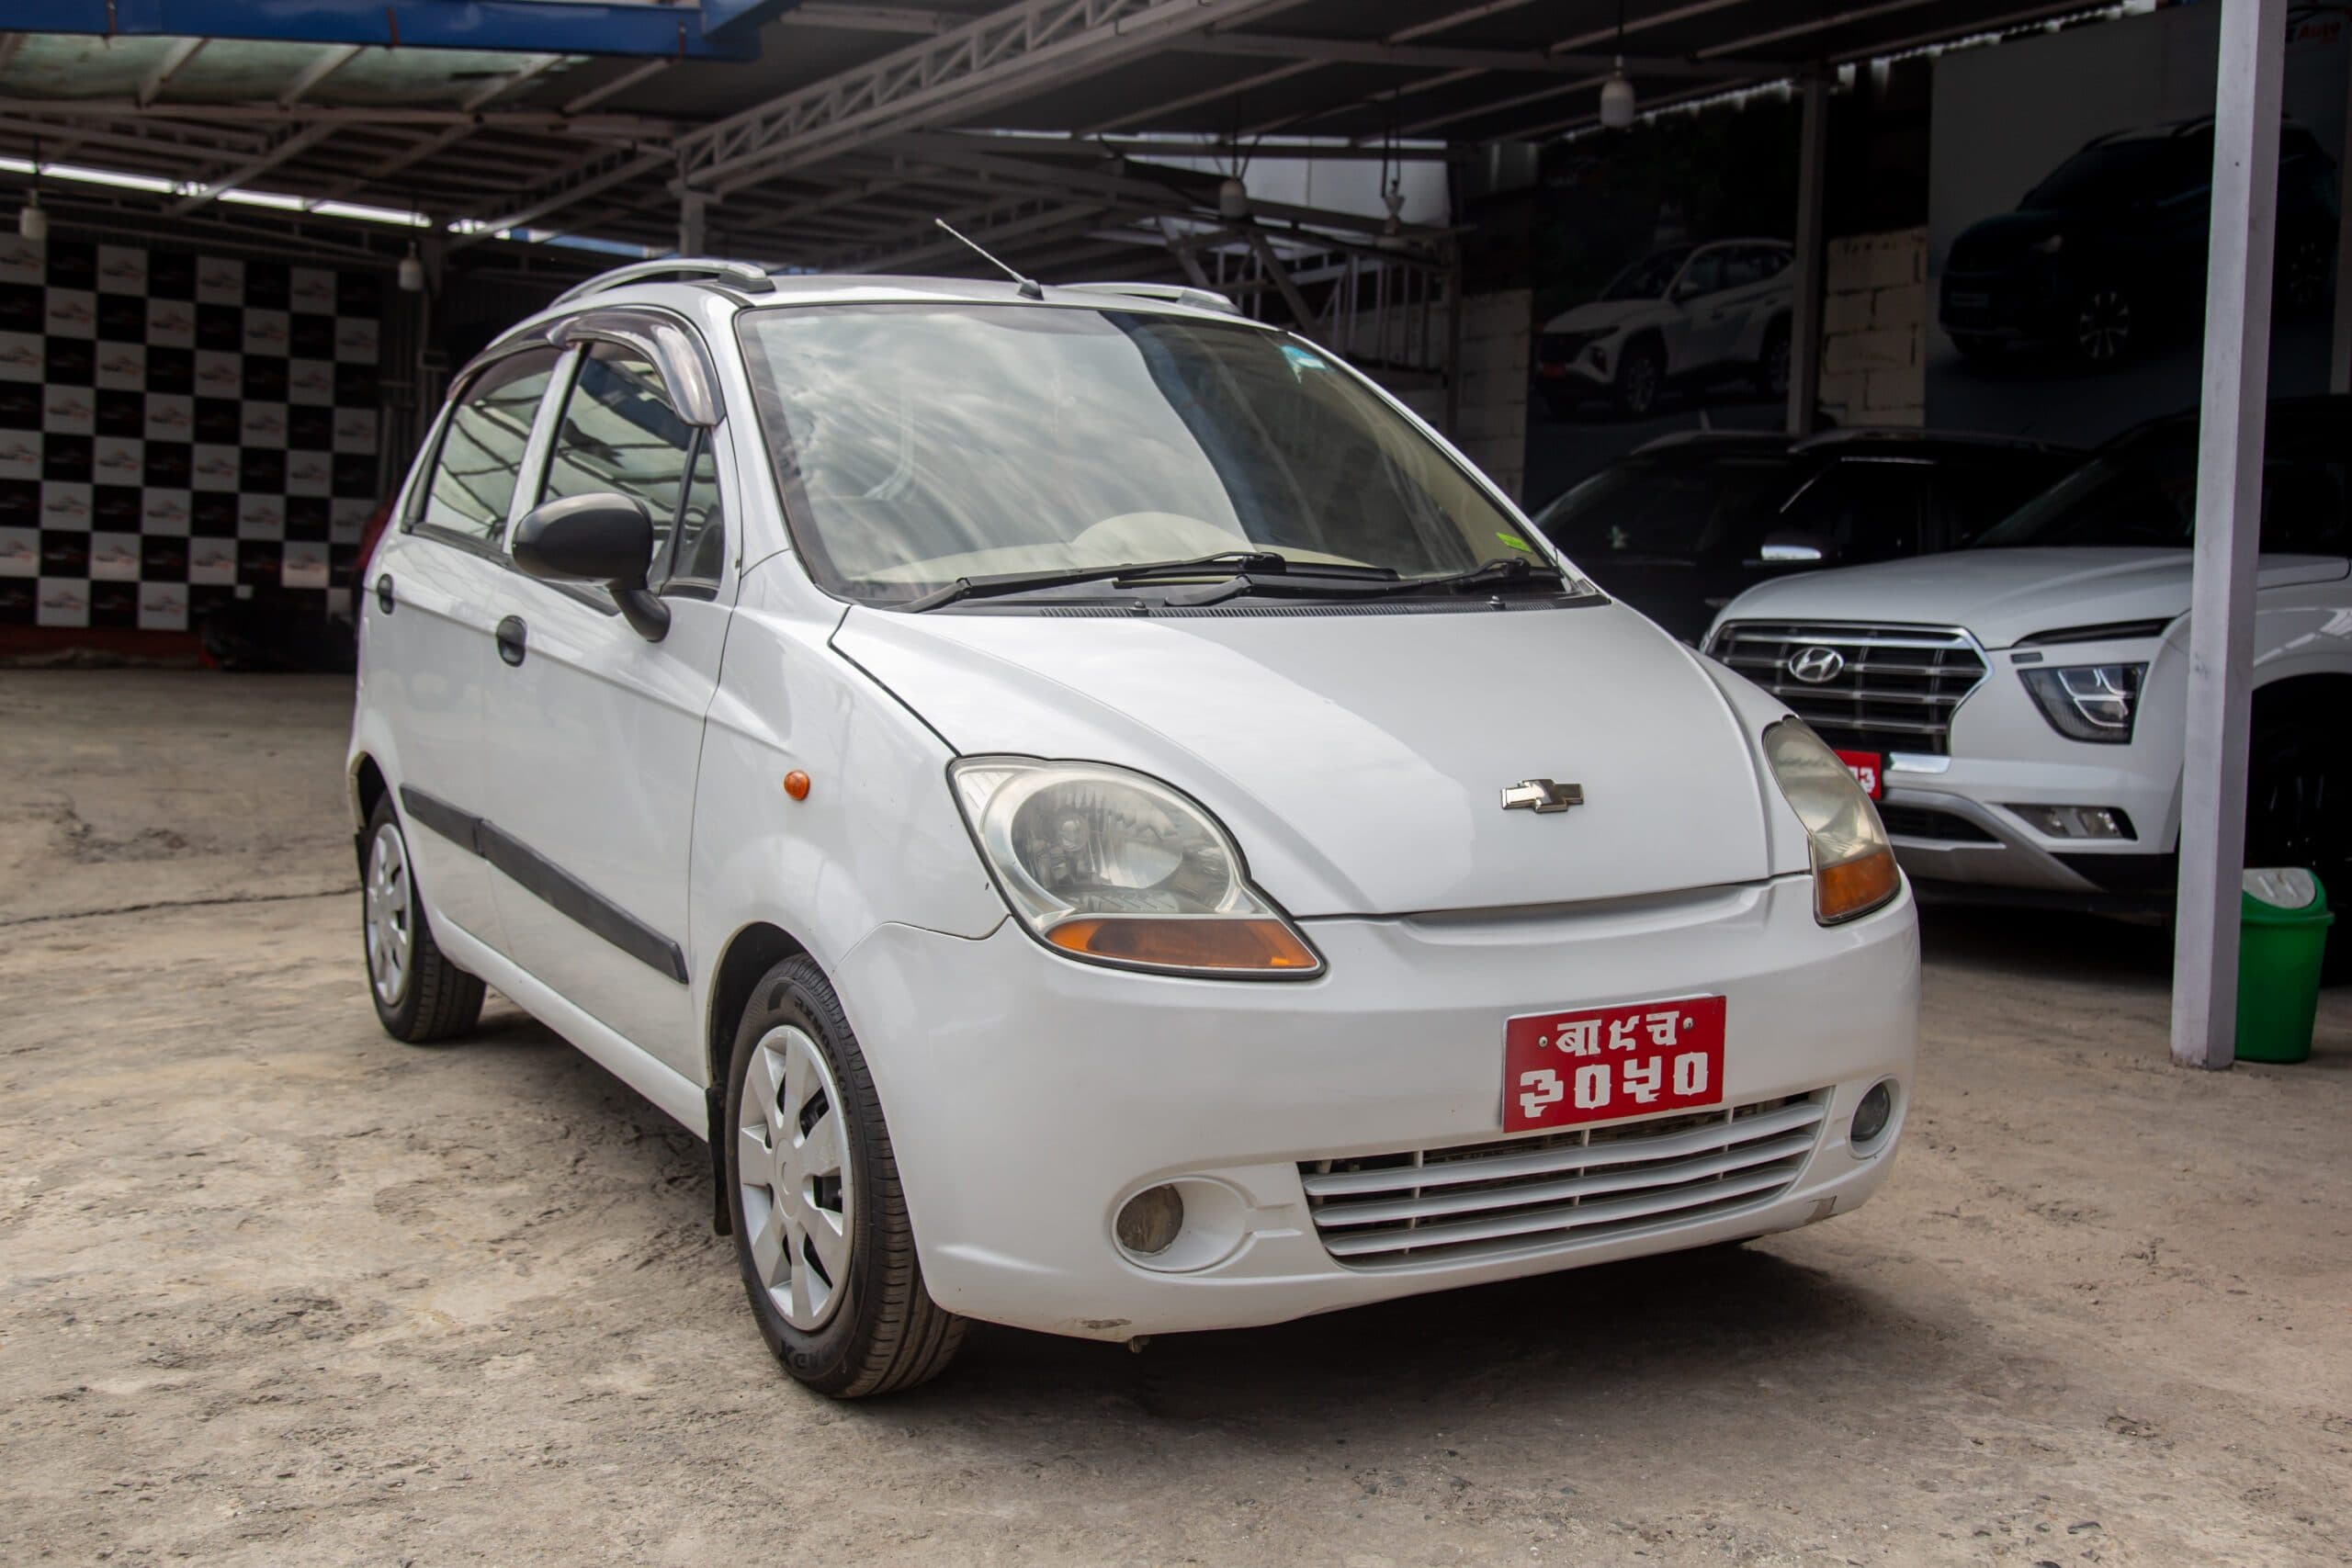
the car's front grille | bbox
[1298,1093,1826,1269]
[1707,622,1988,757]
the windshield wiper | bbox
[1397,556,1569,594]
[899,551,1396,611]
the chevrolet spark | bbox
[349,263,1917,1397]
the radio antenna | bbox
[934,218,1044,299]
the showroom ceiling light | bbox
[397,241,425,293]
[1600,0,1636,130]
[17,138,45,243]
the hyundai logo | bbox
[1788,645,1846,684]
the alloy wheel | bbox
[2075,288,2132,362]
[737,1025,854,1332]
[364,822,413,1007]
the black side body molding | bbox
[395,784,687,984]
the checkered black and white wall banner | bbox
[0,238,383,633]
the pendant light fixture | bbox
[1600,0,1637,130]
[396,241,424,293]
[18,137,47,243]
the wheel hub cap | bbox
[737,1025,854,1332]
[364,822,413,1007]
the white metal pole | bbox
[2172,0,2289,1071]
[1786,72,1830,435]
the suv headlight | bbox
[1761,719,1901,925]
[949,758,1323,977]
[2019,663,2145,744]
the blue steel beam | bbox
[13,0,769,61]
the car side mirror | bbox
[1755,529,1835,566]
[512,491,670,641]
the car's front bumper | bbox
[836,874,1917,1341]
[1939,263,2072,341]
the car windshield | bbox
[1973,416,2349,553]
[1599,247,1694,302]
[1532,455,1801,563]
[736,304,1531,604]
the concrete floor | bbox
[3,670,2348,1567]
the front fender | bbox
[685,571,1005,1085]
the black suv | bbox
[1940,117,2339,367]
[1529,429,2082,644]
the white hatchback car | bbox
[349,261,1917,1397]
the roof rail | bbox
[552,258,775,307]
[1057,281,1239,315]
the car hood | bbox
[1710,547,2349,649]
[1948,209,2067,266]
[1541,299,1655,335]
[834,602,1778,918]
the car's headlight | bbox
[1761,718,1901,925]
[2019,663,2145,744]
[948,758,1323,977]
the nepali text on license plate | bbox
[1503,996,1727,1134]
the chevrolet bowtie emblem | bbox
[1501,779,1585,814]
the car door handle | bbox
[495,615,528,666]
[375,573,395,614]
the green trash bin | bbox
[2236,868,2334,1065]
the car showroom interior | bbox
[0,1,2346,1563]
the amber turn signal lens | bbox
[1815,845,1901,924]
[1045,917,1320,973]
[783,771,810,801]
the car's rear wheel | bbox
[2072,285,2133,365]
[725,954,965,1396]
[363,795,485,1043]
[1614,338,1664,417]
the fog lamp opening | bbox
[1850,1079,1896,1155]
[1115,1184,1185,1258]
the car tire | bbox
[725,954,966,1396]
[1613,338,1664,417]
[2245,710,2352,982]
[1755,319,1791,399]
[2071,284,2133,365]
[362,795,486,1043]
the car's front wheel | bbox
[2246,710,2352,981]
[362,795,485,1043]
[2071,284,2133,365]
[1613,338,1664,417]
[725,954,966,1396]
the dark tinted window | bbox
[1936,455,2077,546]
[1722,245,1789,288]
[1534,455,1802,562]
[1601,247,1693,301]
[1677,251,1725,298]
[413,348,559,544]
[1779,460,1927,562]
[1973,410,2350,553]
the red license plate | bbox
[1504,996,1727,1134]
[1836,749,1883,799]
